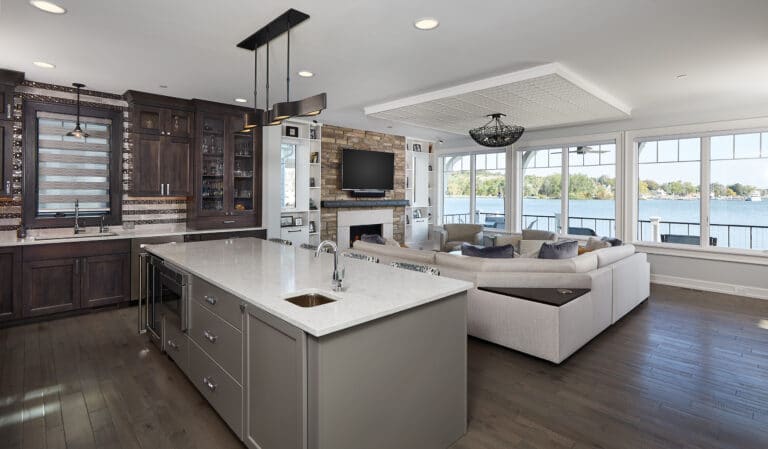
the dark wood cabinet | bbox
[188,100,262,229]
[185,229,266,242]
[0,247,21,322]
[22,239,131,318]
[1,121,12,197]
[126,91,193,197]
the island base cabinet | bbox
[189,341,243,438]
[245,306,307,449]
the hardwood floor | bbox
[1,284,767,449]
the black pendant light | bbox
[240,42,266,133]
[469,113,524,147]
[237,9,327,127]
[66,83,89,139]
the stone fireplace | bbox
[336,209,394,249]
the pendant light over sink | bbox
[66,83,89,139]
[237,9,327,128]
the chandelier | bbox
[469,113,524,147]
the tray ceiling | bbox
[365,64,631,135]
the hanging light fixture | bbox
[468,113,524,147]
[240,41,266,133]
[237,9,327,127]
[66,83,89,139]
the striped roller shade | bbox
[37,111,112,215]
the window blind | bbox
[37,111,112,215]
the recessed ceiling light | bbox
[676,74,688,79]
[297,70,314,78]
[414,17,439,30]
[234,98,248,103]
[33,61,56,69]
[29,0,67,14]
[159,84,168,88]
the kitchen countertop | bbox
[145,238,473,337]
[0,224,266,247]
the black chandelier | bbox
[238,9,327,130]
[468,113,524,147]
[66,83,89,139]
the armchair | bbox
[438,224,484,252]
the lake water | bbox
[443,197,768,249]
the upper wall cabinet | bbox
[0,69,23,197]
[125,91,194,197]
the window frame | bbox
[23,101,123,228]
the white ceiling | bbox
[366,64,631,134]
[1,0,768,145]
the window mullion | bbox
[700,137,711,248]
[469,155,476,225]
[561,145,569,235]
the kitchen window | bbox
[23,102,123,228]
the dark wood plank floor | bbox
[1,284,768,449]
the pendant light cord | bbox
[75,86,81,126]
[265,39,270,108]
[254,45,258,111]
[286,24,290,102]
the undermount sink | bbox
[285,293,336,308]
[32,232,118,241]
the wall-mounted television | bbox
[341,149,395,191]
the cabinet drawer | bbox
[190,300,242,383]
[192,277,243,330]
[164,323,189,374]
[189,341,243,438]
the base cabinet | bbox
[82,253,131,308]
[22,258,80,317]
[0,247,22,322]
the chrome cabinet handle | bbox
[203,330,217,343]
[160,184,164,195]
[223,220,235,224]
[6,104,10,119]
[167,339,179,350]
[166,183,170,194]
[202,376,217,391]
[204,295,217,305]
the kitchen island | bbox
[144,237,472,449]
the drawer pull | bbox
[223,220,236,224]
[167,339,179,350]
[203,330,218,344]
[204,295,217,306]
[202,376,217,391]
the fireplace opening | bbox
[349,224,383,247]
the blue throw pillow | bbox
[461,243,515,259]
[361,234,386,245]
[538,240,579,259]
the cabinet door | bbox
[163,137,192,196]
[133,105,165,136]
[132,134,163,195]
[245,307,306,449]
[231,117,256,216]
[167,109,193,138]
[0,247,21,322]
[0,85,12,120]
[1,121,11,196]
[82,253,130,308]
[23,258,80,317]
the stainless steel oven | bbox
[138,253,189,350]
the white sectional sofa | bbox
[350,240,650,363]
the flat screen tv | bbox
[341,149,395,191]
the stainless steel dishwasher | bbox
[131,236,185,301]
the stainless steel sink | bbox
[285,293,336,308]
[32,232,118,241]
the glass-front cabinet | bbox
[188,101,261,229]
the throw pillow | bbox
[522,229,557,241]
[461,243,515,259]
[585,237,612,251]
[538,240,579,259]
[361,234,386,245]
[600,237,623,246]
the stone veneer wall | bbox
[0,80,186,232]
[320,125,406,243]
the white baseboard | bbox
[651,274,768,300]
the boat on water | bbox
[746,192,762,202]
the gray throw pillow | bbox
[601,237,623,247]
[361,234,386,245]
[522,229,557,241]
[538,240,579,259]
[461,243,515,259]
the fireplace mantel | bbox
[322,200,410,208]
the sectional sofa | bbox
[350,239,650,363]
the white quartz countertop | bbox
[0,224,265,247]
[145,238,473,337]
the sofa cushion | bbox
[522,229,557,240]
[539,240,579,260]
[461,243,515,259]
[593,244,635,267]
[352,240,436,265]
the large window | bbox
[24,102,122,227]
[636,132,768,250]
[520,141,616,236]
[440,151,507,229]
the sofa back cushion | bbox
[593,244,635,267]
[520,239,556,255]
[522,229,557,241]
[539,240,579,259]
[352,240,436,265]
[461,243,515,259]
[436,251,598,274]
[444,224,484,243]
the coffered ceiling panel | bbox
[365,64,631,134]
